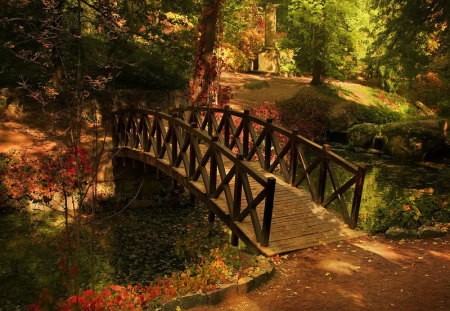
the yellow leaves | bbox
[44,87,59,97]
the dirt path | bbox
[191,235,450,311]
[221,72,310,111]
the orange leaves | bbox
[0,146,93,210]
[33,246,256,310]
[108,284,125,291]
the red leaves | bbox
[0,146,94,210]
[108,284,124,291]
[30,246,252,310]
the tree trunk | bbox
[51,0,66,89]
[310,59,325,85]
[190,0,223,106]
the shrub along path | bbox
[190,235,450,311]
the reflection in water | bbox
[334,150,450,231]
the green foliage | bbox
[361,191,450,234]
[221,0,265,71]
[0,0,199,90]
[367,0,450,91]
[284,0,371,81]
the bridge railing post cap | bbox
[212,135,219,141]
[266,118,273,123]
[244,109,250,114]
[237,154,245,160]
[191,122,198,128]
[225,105,230,109]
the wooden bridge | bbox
[111,106,365,256]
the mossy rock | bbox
[348,123,380,148]
[327,101,358,132]
[380,120,447,160]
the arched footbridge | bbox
[111,106,366,256]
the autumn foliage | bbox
[27,246,270,311]
[0,146,92,210]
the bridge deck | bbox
[118,145,363,256]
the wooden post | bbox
[209,211,216,223]
[290,130,298,185]
[231,233,239,246]
[350,166,365,229]
[243,109,250,159]
[233,154,244,220]
[207,111,213,136]
[209,136,218,196]
[189,122,198,179]
[156,107,162,157]
[261,177,276,247]
[224,105,230,148]
[264,118,273,170]
[171,114,178,166]
[318,144,330,204]
[127,112,133,148]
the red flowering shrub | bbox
[0,146,92,210]
[250,101,326,141]
[29,246,266,311]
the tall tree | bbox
[285,0,370,84]
[191,0,224,105]
[368,0,450,90]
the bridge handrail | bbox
[170,105,365,229]
[170,106,359,173]
[111,108,276,246]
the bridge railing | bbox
[171,106,365,229]
[111,108,277,246]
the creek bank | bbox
[342,119,449,161]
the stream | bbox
[333,150,450,232]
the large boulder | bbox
[380,120,447,160]
[348,123,380,148]
[327,101,358,132]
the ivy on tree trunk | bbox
[191,0,223,106]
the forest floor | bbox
[190,235,450,311]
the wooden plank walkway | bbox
[117,145,363,256]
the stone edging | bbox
[161,262,275,311]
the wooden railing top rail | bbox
[112,108,269,185]
[170,106,360,174]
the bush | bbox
[362,191,450,233]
